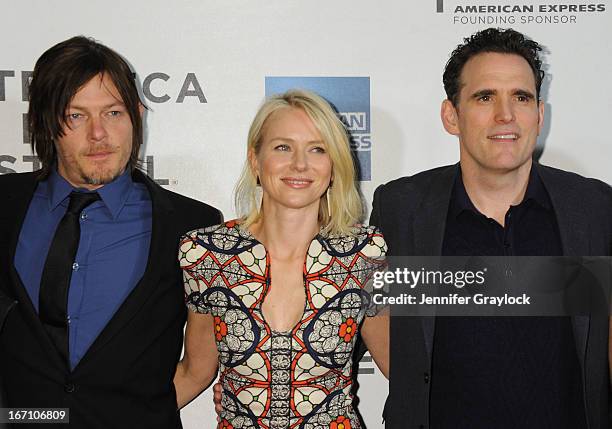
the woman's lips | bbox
[281,178,313,188]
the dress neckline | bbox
[234,221,322,335]
[235,220,324,244]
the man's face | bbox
[55,74,135,190]
[441,52,544,174]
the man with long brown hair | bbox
[0,36,221,428]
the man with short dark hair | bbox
[373,28,612,428]
[0,36,221,429]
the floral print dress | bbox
[179,221,387,429]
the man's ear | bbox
[138,103,145,117]
[441,99,461,136]
[537,100,545,135]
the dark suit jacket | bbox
[370,163,612,429]
[0,288,16,429]
[0,290,16,332]
[0,169,222,429]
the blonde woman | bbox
[175,90,388,429]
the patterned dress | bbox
[179,221,387,429]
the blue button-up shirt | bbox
[15,168,152,369]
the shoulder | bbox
[321,225,387,258]
[375,165,456,197]
[538,164,612,196]
[132,168,222,227]
[149,184,223,235]
[359,225,387,258]
[537,164,612,213]
[373,164,456,212]
[0,171,39,190]
[180,220,257,261]
[182,220,242,242]
[161,188,222,221]
[371,165,457,229]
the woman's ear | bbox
[248,148,259,180]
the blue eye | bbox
[275,144,290,151]
[65,113,86,127]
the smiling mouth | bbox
[488,133,519,141]
[281,178,313,188]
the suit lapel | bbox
[412,164,457,360]
[412,165,457,257]
[6,174,38,303]
[535,163,589,385]
[4,172,69,370]
[536,163,590,256]
[75,170,173,368]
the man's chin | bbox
[81,168,124,187]
[484,159,532,174]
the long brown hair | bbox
[28,36,145,178]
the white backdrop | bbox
[1,1,610,428]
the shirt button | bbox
[72,262,79,271]
[64,383,76,393]
[424,372,430,383]
[80,212,88,220]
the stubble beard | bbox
[80,162,127,187]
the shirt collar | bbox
[47,168,74,211]
[46,167,134,220]
[522,165,552,211]
[449,164,552,219]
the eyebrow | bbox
[513,89,536,99]
[67,102,126,111]
[471,89,495,99]
[470,88,536,99]
[268,137,324,144]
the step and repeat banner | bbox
[1,1,610,427]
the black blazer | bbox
[0,290,16,332]
[0,288,16,429]
[370,163,612,429]
[0,170,222,429]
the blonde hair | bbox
[234,89,363,236]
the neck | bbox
[460,158,532,226]
[250,199,320,260]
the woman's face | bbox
[250,107,332,215]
